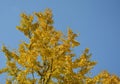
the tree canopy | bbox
[0,9,120,84]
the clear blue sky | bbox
[0,0,120,83]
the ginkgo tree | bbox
[0,9,120,84]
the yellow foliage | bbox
[0,9,120,84]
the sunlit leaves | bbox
[0,9,120,84]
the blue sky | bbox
[0,0,120,83]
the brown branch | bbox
[37,71,44,76]
[45,59,53,84]
[32,68,35,80]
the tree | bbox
[0,9,120,84]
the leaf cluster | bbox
[0,9,120,84]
